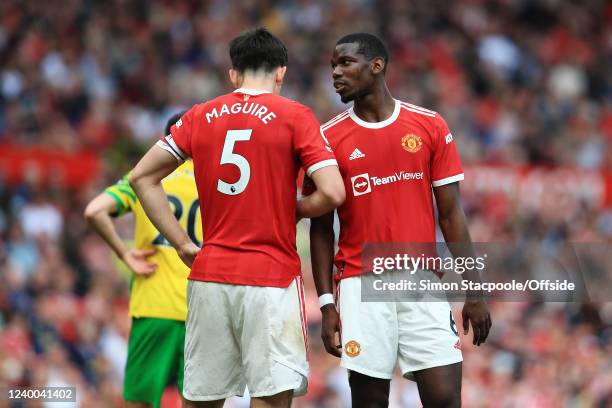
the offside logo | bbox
[351,173,371,196]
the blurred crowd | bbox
[0,0,611,406]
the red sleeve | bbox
[293,105,337,177]
[159,107,195,161]
[431,114,464,187]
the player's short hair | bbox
[336,33,389,72]
[229,27,288,73]
[165,111,186,135]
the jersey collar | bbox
[233,88,272,95]
[348,99,401,129]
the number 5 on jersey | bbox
[217,129,252,195]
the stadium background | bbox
[0,0,611,406]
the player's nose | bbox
[332,65,343,79]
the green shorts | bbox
[124,317,185,406]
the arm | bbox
[83,193,157,275]
[129,145,199,267]
[433,182,491,345]
[297,166,345,219]
[310,211,341,357]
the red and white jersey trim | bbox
[233,87,271,95]
[156,135,188,163]
[321,110,350,131]
[432,173,465,187]
[399,102,437,117]
[348,100,401,129]
[306,159,338,176]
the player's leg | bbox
[336,277,398,407]
[175,321,186,404]
[183,281,246,405]
[124,317,182,408]
[348,371,390,408]
[238,278,309,407]
[397,295,463,408]
[250,390,293,408]
[413,362,462,408]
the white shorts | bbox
[338,276,462,380]
[183,278,309,401]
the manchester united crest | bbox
[344,340,361,357]
[401,134,422,153]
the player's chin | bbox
[339,92,355,104]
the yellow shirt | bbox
[105,161,201,321]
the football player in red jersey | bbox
[129,28,345,408]
[308,33,491,407]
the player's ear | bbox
[371,57,386,75]
[275,66,287,85]
[229,69,242,88]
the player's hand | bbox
[462,297,492,346]
[321,304,342,357]
[177,241,200,268]
[122,248,157,276]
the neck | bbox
[238,71,277,93]
[353,83,395,123]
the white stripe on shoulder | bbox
[321,111,350,130]
[321,111,349,128]
[399,101,437,115]
[323,110,350,126]
[400,105,436,117]
[321,111,350,131]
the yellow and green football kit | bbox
[105,161,201,406]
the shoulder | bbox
[271,95,313,114]
[397,100,439,120]
[178,102,208,121]
[320,108,352,135]
[110,172,133,189]
[396,100,449,133]
[105,172,137,213]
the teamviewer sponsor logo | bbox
[351,173,371,196]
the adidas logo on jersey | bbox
[349,148,365,160]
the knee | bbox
[348,371,390,408]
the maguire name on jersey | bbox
[205,101,277,124]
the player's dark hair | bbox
[165,111,186,135]
[336,33,389,72]
[229,27,288,73]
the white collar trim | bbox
[348,99,401,129]
[233,88,271,95]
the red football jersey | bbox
[160,88,336,287]
[304,99,463,280]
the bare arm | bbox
[129,145,199,267]
[434,182,491,345]
[310,211,342,357]
[297,166,345,218]
[83,193,156,275]
[84,194,129,258]
[311,212,335,297]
